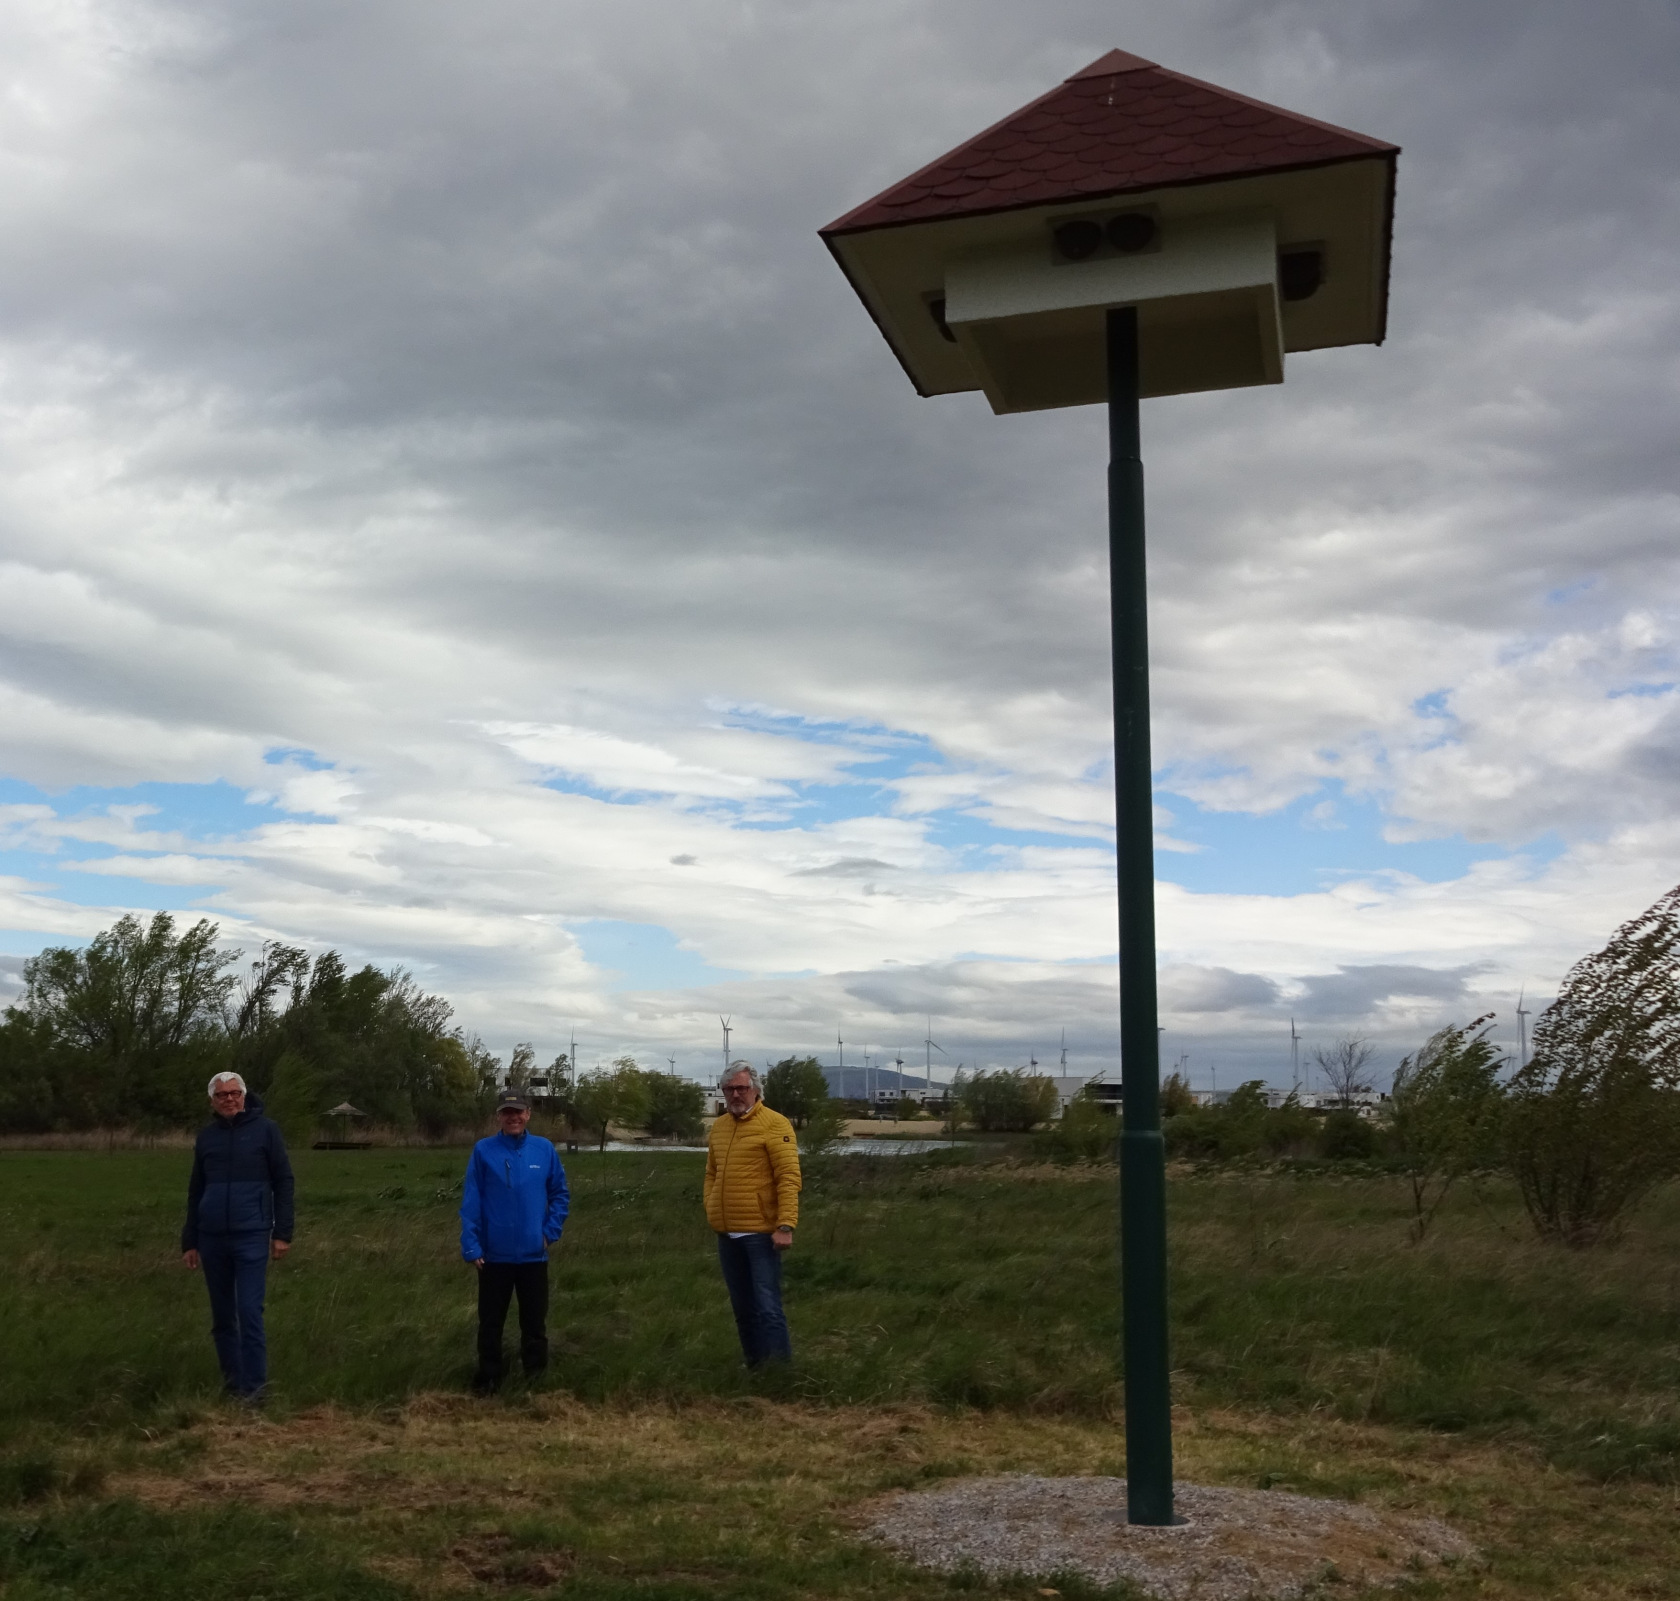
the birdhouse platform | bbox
[821,50,1398,412]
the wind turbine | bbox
[837,1025,845,1098]
[719,1017,732,1082]
[667,1055,677,1078]
[1290,1018,1300,1095]
[1060,1029,1069,1074]
[894,1053,907,1105]
[1516,988,1530,1071]
[924,1016,945,1095]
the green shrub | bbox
[958,1069,1058,1132]
[644,1073,705,1140]
[1164,1081,1318,1162]
[764,1057,829,1129]
[1034,1086,1116,1163]
[1317,1110,1377,1160]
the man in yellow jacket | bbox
[705,1061,802,1365]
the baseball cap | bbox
[496,1091,531,1112]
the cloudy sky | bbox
[0,0,1675,1091]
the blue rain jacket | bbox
[181,1092,295,1249]
[459,1130,570,1264]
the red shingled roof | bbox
[824,49,1397,235]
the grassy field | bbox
[2,1144,1679,1598]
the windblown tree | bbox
[13,913,237,1126]
[1506,881,1680,1244]
[1389,1016,1506,1241]
[0,920,492,1135]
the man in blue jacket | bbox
[181,1072,295,1402]
[460,1090,570,1394]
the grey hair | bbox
[721,1061,761,1093]
[207,1072,247,1097]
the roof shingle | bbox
[824,49,1396,235]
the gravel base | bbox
[863,1476,1476,1600]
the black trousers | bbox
[475,1261,548,1383]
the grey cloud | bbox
[1293,964,1489,1024]
[792,858,899,878]
[1158,965,1281,1015]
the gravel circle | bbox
[863,1475,1476,1599]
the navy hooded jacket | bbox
[181,1092,295,1249]
[459,1130,569,1264]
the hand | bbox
[271,1240,290,1260]
[771,1226,793,1251]
[472,1257,485,1268]
[182,1249,200,1270]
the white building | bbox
[1048,1074,1120,1113]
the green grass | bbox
[3,1146,1680,1596]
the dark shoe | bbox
[471,1372,500,1396]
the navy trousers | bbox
[475,1261,549,1386]
[199,1231,270,1397]
[716,1232,791,1366]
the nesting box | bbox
[820,49,1398,412]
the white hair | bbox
[207,1072,247,1097]
[722,1061,761,1093]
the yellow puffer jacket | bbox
[704,1100,801,1233]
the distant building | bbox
[1048,1074,1120,1113]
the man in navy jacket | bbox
[181,1072,295,1401]
[460,1091,570,1393]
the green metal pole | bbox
[1107,305,1176,1526]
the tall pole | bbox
[1108,305,1175,1527]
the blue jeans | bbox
[716,1232,791,1366]
[199,1232,270,1396]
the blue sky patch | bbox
[263,746,335,771]
[571,918,746,993]
[1154,783,1561,896]
[0,777,286,842]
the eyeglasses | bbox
[211,1090,244,1101]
